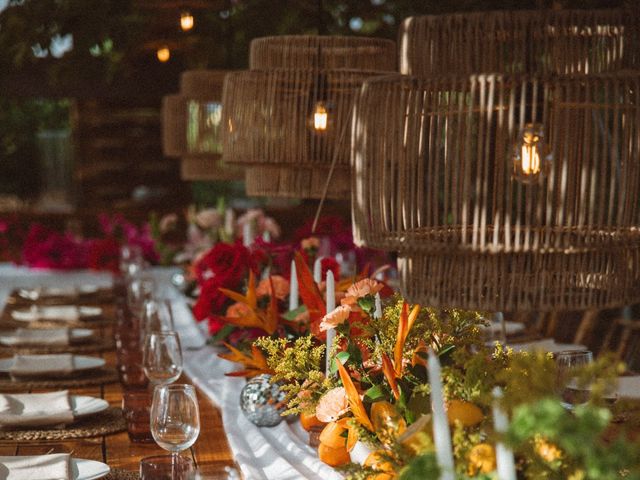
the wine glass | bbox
[141,299,175,339]
[556,350,593,410]
[150,384,200,476]
[128,276,156,321]
[143,331,183,386]
[120,244,144,277]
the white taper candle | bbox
[325,270,336,376]
[242,221,253,248]
[224,208,234,237]
[427,349,455,480]
[492,387,517,480]
[374,293,382,320]
[289,260,299,311]
[313,256,323,284]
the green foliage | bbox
[398,453,441,480]
[254,335,331,415]
[507,398,640,480]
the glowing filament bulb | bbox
[313,102,328,131]
[157,46,170,62]
[180,11,194,31]
[513,123,551,183]
[520,133,541,175]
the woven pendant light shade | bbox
[352,72,640,311]
[222,35,396,199]
[161,70,243,181]
[399,9,640,77]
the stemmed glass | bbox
[141,299,175,339]
[128,276,156,321]
[556,350,593,410]
[143,331,183,386]
[120,244,144,278]
[150,384,200,477]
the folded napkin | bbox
[0,391,74,428]
[508,339,587,354]
[0,454,71,480]
[12,306,80,323]
[0,329,71,347]
[616,376,640,399]
[9,354,76,379]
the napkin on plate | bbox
[0,453,71,480]
[616,376,640,399]
[9,354,76,379]
[0,391,74,428]
[11,307,80,323]
[0,329,71,347]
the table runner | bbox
[0,264,340,480]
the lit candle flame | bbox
[156,47,170,62]
[520,143,541,175]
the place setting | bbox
[7,284,113,306]
[2,305,110,330]
[0,389,125,442]
[0,453,111,480]
[0,327,113,354]
[0,353,118,391]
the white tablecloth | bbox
[0,264,340,480]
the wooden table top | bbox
[0,301,236,478]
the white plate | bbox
[506,339,587,354]
[11,306,103,323]
[71,396,109,419]
[72,458,110,480]
[615,376,640,399]
[0,355,106,373]
[0,328,94,346]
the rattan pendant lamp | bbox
[352,9,640,312]
[221,35,396,199]
[162,70,243,181]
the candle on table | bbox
[427,349,455,480]
[243,222,253,248]
[325,270,335,376]
[224,208,234,237]
[289,260,299,311]
[492,387,517,480]
[313,256,323,284]
[374,293,382,320]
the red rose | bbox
[195,242,252,288]
[193,277,228,321]
[87,238,120,273]
[321,257,340,279]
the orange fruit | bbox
[446,400,484,427]
[300,412,325,431]
[318,442,350,467]
[319,421,347,449]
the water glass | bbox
[139,454,195,480]
[120,244,144,277]
[143,331,183,386]
[141,299,175,338]
[556,350,593,409]
[123,390,154,443]
[127,276,156,320]
[150,384,200,463]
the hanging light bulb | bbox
[180,11,194,31]
[513,123,551,183]
[312,101,329,131]
[157,46,171,62]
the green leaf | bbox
[282,305,307,321]
[330,351,350,374]
[210,324,236,343]
[364,385,385,402]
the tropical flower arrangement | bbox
[0,213,158,271]
[224,272,640,480]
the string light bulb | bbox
[157,46,171,62]
[312,102,329,131]
[180,11,194,31]
[512,123,551,183]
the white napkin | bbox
[0,454,71,480]
[616,376,640,399]
[0,329,71,347]
[9,354,76,379]
[0,391,74,428]
[12,306,80,323]
[508,339,587,354]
